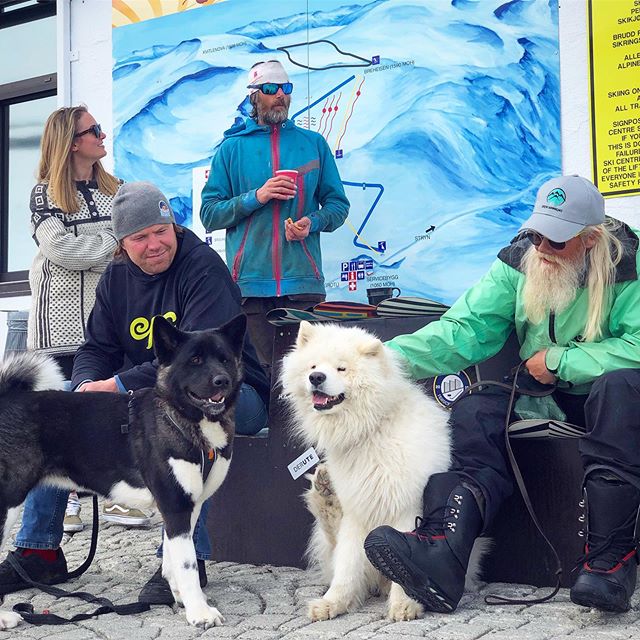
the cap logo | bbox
[546,188,566,206]
[158,200,171,217]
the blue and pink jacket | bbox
[200,118,349,297]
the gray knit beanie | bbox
[112,181,175,241]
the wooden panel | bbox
[483,438,583,588]
[207,317,439,567]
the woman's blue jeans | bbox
[14,383,267,560]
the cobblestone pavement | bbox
[2,498,639,639]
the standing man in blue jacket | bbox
[200,60,350,370]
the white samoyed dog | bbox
[280,321,452,622]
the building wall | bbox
[2,0,639,350]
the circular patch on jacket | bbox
[433,370,472,408]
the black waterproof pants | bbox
[448,368,640,528]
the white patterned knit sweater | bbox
[28,180,120,354]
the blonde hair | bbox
[582,219,624,342]
[37,105,119,213]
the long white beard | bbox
[521,246,586,324]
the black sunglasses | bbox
[524,230,568,251]
[248,82,293,96]
[74,123,102,138]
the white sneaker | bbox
[102,503,152,527]
[63,492,84,533]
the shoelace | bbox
[575,510,638,572]
[412,508,449,543]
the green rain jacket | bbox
[387,222,640,396]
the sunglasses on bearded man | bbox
[522,230,574,251]
[248,82,293,96]
[74,123,102,139]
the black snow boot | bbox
[364,472,483,613]
[570,471,640,613]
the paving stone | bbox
[376,620,426,636]
[237,614,298,631]
[3,498,640,639]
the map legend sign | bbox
[588,0,640,197]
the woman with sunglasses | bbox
[27,106,119,369]
[25,106,133,536]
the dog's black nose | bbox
[309,371,326,387]
[212,374,230,388]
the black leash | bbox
[7,495,150,625]
[4,394,150,625]
[67,494,99,580]
[9,395,216,626]
[480,362,564,605]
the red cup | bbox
[275,169,298,181]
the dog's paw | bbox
[313,465,334,497]
[186,604,224,628]
[387,597,423,621]
[307,597,345,621]
[0,610,22,631]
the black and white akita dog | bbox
[0,314,246,631]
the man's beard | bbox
[521,245,587,324]
[257,97,290,125]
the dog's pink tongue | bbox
[313,392,329,405]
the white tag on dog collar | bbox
[287,447,320,480]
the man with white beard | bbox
[363,175,640,615]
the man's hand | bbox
[525,349,556,385]
[76,378,118,393]
[256,175,297,204]
[285,216,311,241]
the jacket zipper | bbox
[548,312,556,343]
[231,219,253,282]
[271,125,282,296]
[294,169,321,280]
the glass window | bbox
[7,95,57,272]
[0,15,56,85]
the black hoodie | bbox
[71,228,270,406]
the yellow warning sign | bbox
[588,0,640,197]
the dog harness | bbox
[126,392,218,483]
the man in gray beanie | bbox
[0,181,269,606]
[108,181,178,276]
[112,181,176,239]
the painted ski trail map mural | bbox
[112,0,561,304]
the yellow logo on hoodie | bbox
[130,312,178,349]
